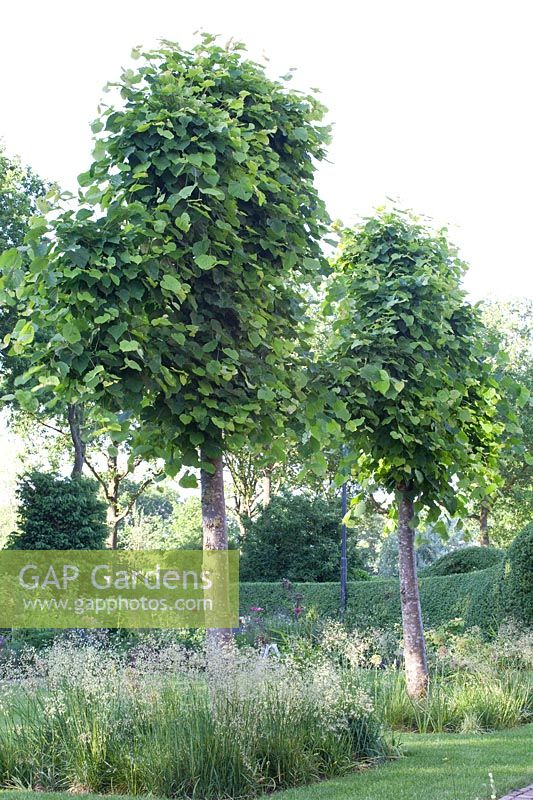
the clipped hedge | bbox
[241,564,503,632]
[501,524,533,625]
[423,546,504,577]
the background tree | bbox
[377,525,467,577]
[225,437,299,534]
[0,143,49,255]
[0,147,101,480]
[322,208,520,697]
[476,300,533,544]
[6,36,330,589]
[80,418,163,548]
[0,151,169,544]
[240,491,367,582]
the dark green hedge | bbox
[241,564,503,632]
[423,546,504,577]
[501,524,533,625]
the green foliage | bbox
[0,146,50,393]
[7,471,107,549]
[241,566,504,632]
[321,209,521,525]
[377,528,467,577]
[128,483,176,520]
[120,495,240,550]
[424,546,504,577]
[240,492,366,582]
[169,496,204,548]
[501,523,533,625]
[6,36,330,475]
[480,301,533,543]
[0,145,49,253]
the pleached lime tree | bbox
[4,37,330,582]
[323,208,520,697]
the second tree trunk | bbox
[397,489,429,698]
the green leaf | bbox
[119,340,141,353]
[201,187,225,200]
[371,370,390,395]
[177,185,195,200]
[175,212,191,232]
[179,472,198,489]
[161,274,184,294]
[195,254,217,271]
[61,322,81,344]
[12,321,35,353]
[108,321,128,340]
[84,365,105,385]
[187,153,203,168]
[228,180,253,201]
[346,417,365,432]
[258,387,275,401]
[0,248,23,270]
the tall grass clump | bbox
[0,637,387,798]
[367,623,533,734]
[370,669,531,733]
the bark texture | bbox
[201,455,228,550]
[201,452,232,647]
[106,455,120,549]
[397,489,429,698]
[67,404,85,477]
[479,503,490,546]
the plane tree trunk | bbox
[397,487,429,698]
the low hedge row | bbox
[240,564,502,632]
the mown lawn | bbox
[0,725,531,800]
[278,725,533,800]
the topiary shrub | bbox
[7,471,108,550]
[423,546,504,577]
[500,523,533,626]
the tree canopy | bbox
[322,208,522,528]
[5,36,330,482]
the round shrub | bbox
[240,492,365,582]
[424,546,504,577]
[501,523,533,625]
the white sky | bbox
[1,0,532,300]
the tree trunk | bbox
[106,455,120,549]
[201,452,232,647]
[67,404,85,477]
[262,471,272,508]
[397,489,429,698]
[479,503,490,547]
[106,506,120,549]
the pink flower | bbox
[294,606,303,618]
[250,606,264,613]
